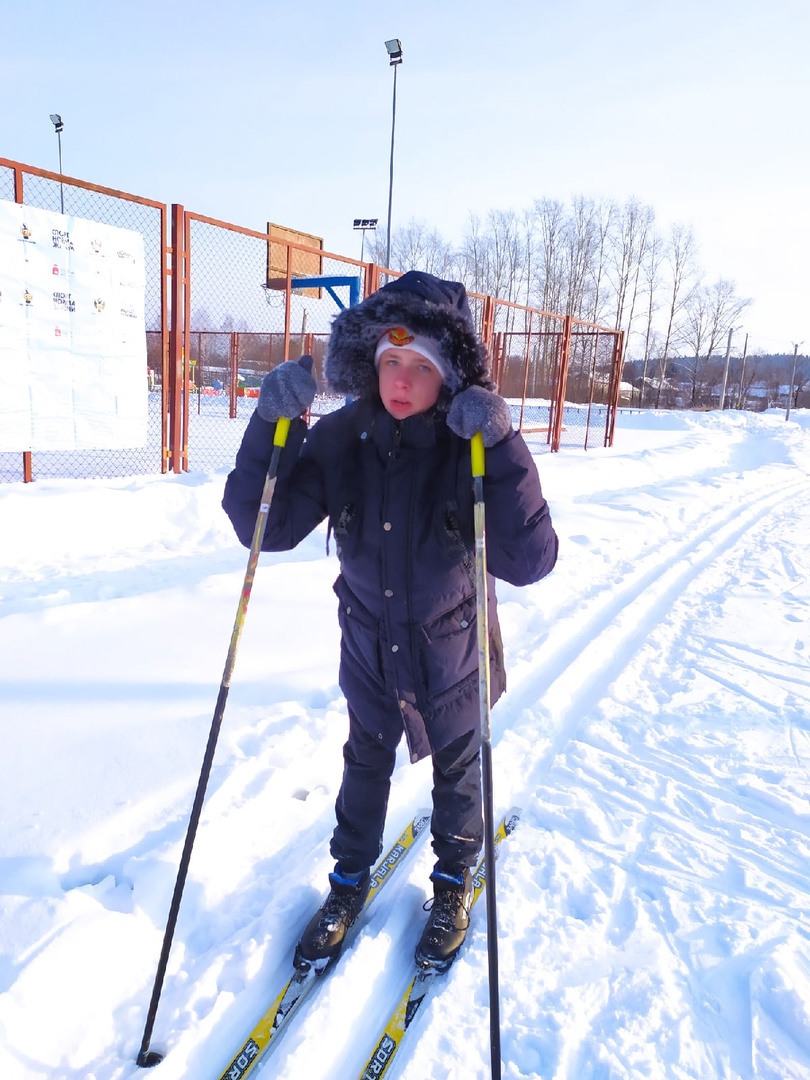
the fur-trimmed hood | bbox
[325,271,492,407]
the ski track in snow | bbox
[1,411,809,1079]
[486,461,810,1080]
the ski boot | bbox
[294,866,371,972]
[414,868,474,973]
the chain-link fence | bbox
[1,156,623,482]
[0,158,168,482]
[487,297,621,451]
[180,213,366,471]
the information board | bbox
[0,202,147,451]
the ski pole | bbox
[471,430,502,1080]
[136,410,294,1068]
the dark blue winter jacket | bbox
[222,396,557,761]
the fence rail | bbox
[1,155,622,483]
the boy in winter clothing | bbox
[222,271,558,971]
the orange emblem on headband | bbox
[387,326,414,347]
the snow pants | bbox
[330,707,483,878]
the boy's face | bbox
[377,348,443,419]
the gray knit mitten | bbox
[446,385,512,447]
[256,356,316,422]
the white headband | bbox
[374,327,447,380]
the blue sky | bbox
[2,0,807,352]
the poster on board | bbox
[0,201,147,452]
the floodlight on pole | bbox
[785,341,804,421]
[353,217,378,262]
[49,113,64,214]
[384,39,403,271]
[719,324,742,411]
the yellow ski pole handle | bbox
[471,430,485,478]
[273,415,291,448]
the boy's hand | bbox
[256,356,316,422]
[447,385,512,447]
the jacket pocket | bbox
[330,501,359,560]
[333,575,383,682]
[418,594,479,699]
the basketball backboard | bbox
[266,222,324,298]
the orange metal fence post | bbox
[605,330,624,447]
[229,333,239,418]
[168,204,186,474]
[11,165,33,482]
[583,331,599,451]
[551,315,572,452]
[181,209,192,470]
[364,262,380,298]
[159,205,170,474]
[480,295,495,353]
[518,311,534,432]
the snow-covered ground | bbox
[1,407,808,1080]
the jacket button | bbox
[346,605,352,614]
[384,589,394,597]
[383,522,392,531]
[460,619,468,628]
[391,644,399,653]
[399,699,406,709]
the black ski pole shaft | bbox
[471,431,502,1080]
[136,414,293,1068]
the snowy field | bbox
[1,407,809,1080]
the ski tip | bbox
[504,807,522,835]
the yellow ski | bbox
[215,808,431,1080]
[358,808,521,1080]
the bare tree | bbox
[458,209,527,308]
[679,279,752,405]
[351,195,758,417]
[610,199,655,356]
[457,212,489,297]
[368,220,456,277]
[530,198,568,318]
[583,198,616,327]
[562,195,602,319]
[654,225,700,407]
[636,229,664,406]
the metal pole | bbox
[736,332,749,409]
[785,342,801,421]
[50,114,65,214]
[386,62,398,271]
[135,407,297,1067]
[57,130,64,214]
[471,432,502,1080]
[719,326,735,410]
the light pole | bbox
[49,113,64,214]
[719,324,742,410]
[353,217,378,262]
[736,332,749,409]
[785,341,804,421]
[384,38,403,271]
